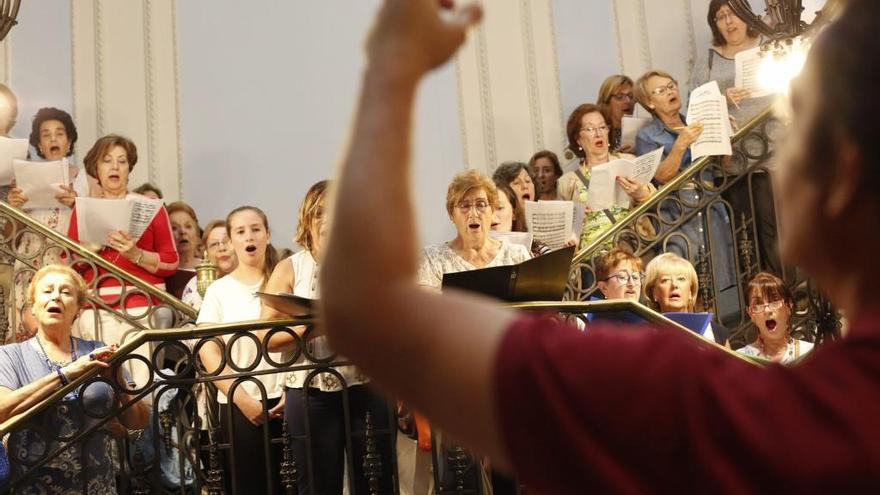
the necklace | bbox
[35,334,77,372]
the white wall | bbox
[177,1,462,248]
[8,1,74,143]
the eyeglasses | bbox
[580,125,609,136]
[650,81,678,97]
[611,93,634,102]
[456,200,490,213]
[714,11,738,23]
[207,239,230,251]
[604,271,645,284]
[748,300,786,315]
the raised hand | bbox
[366,0,483,79]
[675,123,704,149]
[616,176,652,202]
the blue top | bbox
[635,114,692,176]
[0,337,119,494]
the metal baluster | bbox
[362,412,383,495]
[205,428,225,495]
[279,419,299,494]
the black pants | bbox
[219,396,284,494]
[285,385,395,494]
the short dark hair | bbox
[29,107,78,159]
[492,161,541,199]
[707,0,759,47]
[83,134,138,180]
[528,150,563,178]
[133,182,164,199]
[565,103,612,160]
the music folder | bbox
[441,245,576,302]
[662,312,713,336]
[256,292,316,316]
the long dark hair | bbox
[226,205,279,291]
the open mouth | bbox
[669,96,679,105]
[47,306,62,314]
[178,238,190,246]
[468,222,481,230]
[245,245,257,253]
[594,139,605,148]
[522,194,531,202]
[490,221,499,229]
[766,319,778,332]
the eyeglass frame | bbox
[650,80,678,97]
[611,92,635,102]
[455,199,491,214]
[714,11,739,24]
[747,299,787,315]
[206,239,231,251]
[603,271,646,284]
[579,125,610,136]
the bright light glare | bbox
[758,37,810,96]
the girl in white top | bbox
[196,205,284,494]
[259,181,392,495]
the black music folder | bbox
[256,292,316,316]
[441,245,575,302]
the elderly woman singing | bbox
[0,265,148,493]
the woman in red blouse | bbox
[67,134,178,351]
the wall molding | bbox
[71,0,182,200]
[475,20,497,170]
[520,0,544,152]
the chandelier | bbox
[727,0,843,95]
[0,0,19,42]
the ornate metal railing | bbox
[0,301,760,494]
[0,201,197,344]
[564,107,839,348]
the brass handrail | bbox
[0,201,198,318]
[0,300,764,436]
[571,105,776,265]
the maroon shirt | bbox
[495,312,880,493]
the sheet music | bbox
[582,148,664,210]
[12,159,68,209]
[571,197,587,240]
[734,46,773,98]
[0,137,29,185]
[687,81,732,159]
[75,198,131,246]
[489,231,533,251]
[630,147,664,184]
[129,196,163,240]
[620,116,651,149]
[75,196,164,246]
[523,200,574,250]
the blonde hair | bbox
[597,75,634,106]
[643,252,699,312]
[295,180,329,254]
[634,70,678,118]
[445,169,500,217]
[26,265,89,309]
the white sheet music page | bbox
[735,46,773,98]
[523,200,574,250]
[12,159,68,209]
[687,81,732,159]
[0,137,28,185]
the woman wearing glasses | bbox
[416,169,530,492]
[691,0,781,275]
[180,219,238,311]
[597,75,637,153]
[737,272,813,363]
[419,169,531,289]
[634,71,738,321]
[596,248,644,302]
[558,103,656,249]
